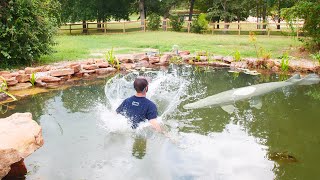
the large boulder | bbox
[0,113,44,179]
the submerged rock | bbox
[267,151,298,164]
[0,113,44,179]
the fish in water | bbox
[183,74,320,113]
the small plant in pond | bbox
[147,13,161,31]
[106,48,120,70]
[30,73,36,86]
[169,56,183,64]
[233,50,241,62]
[258,47,271,60]
[249,32,259,58]
[0,76,17,101]
[280,52,290,72]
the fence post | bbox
[165,19,168,31]
[104,22,106,34]
[69,24,71,35]
[212,23,214,34]
[123,22,126,33]
[238,23,241,36]
[144,19,146,32]
[187,21,190,33]
[86,22,89,34]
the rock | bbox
[46,82,60,89]
[95,67,117,75]
[8,83,32,91]
[9,72,19,77]
[134,53,149,61]
[135,60,150,68]
[222,56,234,64]
[50,69,74,77]
[71,64,81,73]
[209,62,231,67]
[149,56,160,64]
[80,69,95,74]
[116,54,134,63]
[35,79,47,87]
[0,71,10,75]
[16,74,30,83]
[94,59,104,63]
[25,67,43,74]
[83,64,99,70]
[158,54,172,65]
[96,62,109,68]
[0,93,8,101]
[180,55,193,62]
[0,113,43,179]
[37,76,61,83]
[4,159,27,178]
[271,66,280,72]
[6,78,18,86]
[121,63,135,70]
[231,61,248,69]
[18,70,25,74]
[179,51,190,56]
[194,62,208,65]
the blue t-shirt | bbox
[116,96,158,128]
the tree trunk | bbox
[277,0,281,29]
[188,0,195,21]
[139,0,145,30]
[97,19,102,31]
[262,0,267,29]
[256,0,259,29]
[217,19,220,29]
[82,20,87,34]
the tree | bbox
[282,0,320,51]
[0,0,61,67]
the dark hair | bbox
[134,78,148,93]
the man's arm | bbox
[149,119,162,132]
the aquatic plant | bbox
[169,56,183,64]
[249,32,259,58]
[233,50,241,62]
[306,88,320,100]
[258,47,271,60]
[0,76,17,101]
[280,52,290,72]
[106,48,120,70]
[30,73,36,86]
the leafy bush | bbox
[0,0,60,67]
[106,48,120,70]
[282,1,320,51]
[233,50,241,61]
[191,13,208,34]
[280,52,290,72]
[170,15,184,32]
[147,13,161,31]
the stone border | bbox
[0,51,319,103]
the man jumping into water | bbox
[116,77,162,131]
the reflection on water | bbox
[1,65,320,180]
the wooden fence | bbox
[59,19,303,37]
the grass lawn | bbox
[39,31,303,64]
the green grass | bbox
[39,31,302,64]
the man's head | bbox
[134,78,149,93]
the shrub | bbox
[170,15,184,32]
[233,50,241,62]
[280,52,290,72]
[0,0,60,67]
[191,13,208,34]
[147,13,161,31]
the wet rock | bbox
[6,78,18,86]
[50,69,74,77]
[8,83,32,91]
[209,62,231,67]
[80,69,95,74]
[96,62,109,68]
[0,93,7,101]
[46,82,60,89]
[95,67,117,75]
[35,79,47,87]
[16,74,30,83]
[83,64,99,70]
[4,159,27,179]
[0,113,44,179]
[231,61,248,69]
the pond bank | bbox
[0,51,319,104]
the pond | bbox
[1,65,320,180]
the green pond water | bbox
[1,65,320,180]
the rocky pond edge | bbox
[0,51,319,104]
